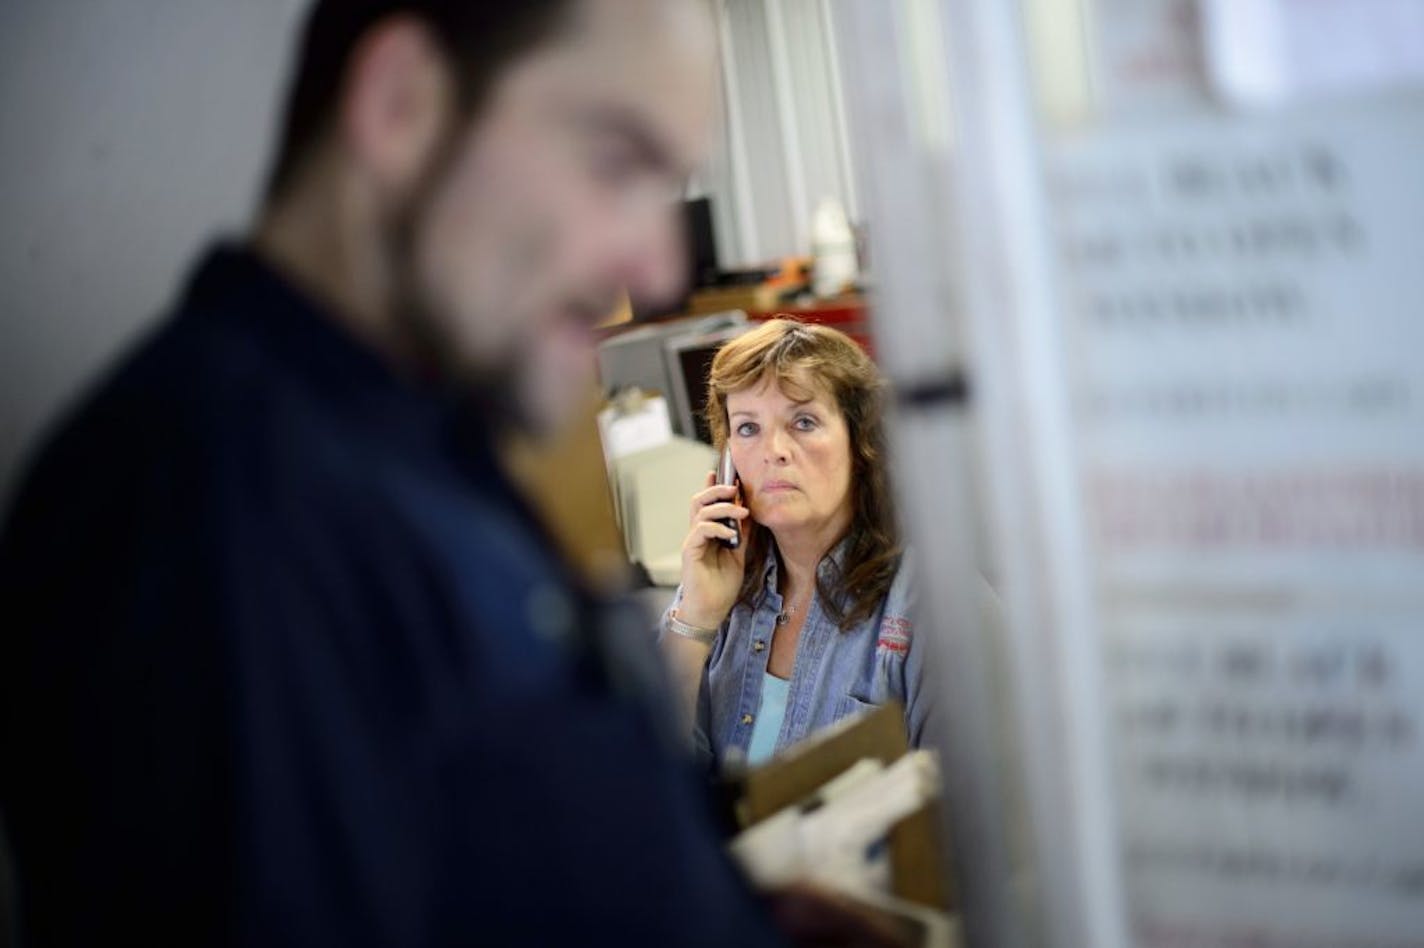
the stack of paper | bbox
[608,436,715,585]
[729,750,940,896]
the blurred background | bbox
[3,2,1422,947]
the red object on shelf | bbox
[747,295,875,359]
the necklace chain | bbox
[775,590,809,626]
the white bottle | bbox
[810,196,858,298]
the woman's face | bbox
[725,371,854,540]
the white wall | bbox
[0,0,309,500]
[706,0,860,267]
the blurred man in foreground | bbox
[0,2,798,943]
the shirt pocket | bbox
[834,691,881,721]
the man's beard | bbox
[374,161,528,433]
[460,343,549,437]
[378,144,614,440]
[389,260,544,435]
[387,237,586,441]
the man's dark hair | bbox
[265,0,576,203]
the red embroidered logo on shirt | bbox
[878,616,911,654]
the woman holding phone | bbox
[659,318,933,768]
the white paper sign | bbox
[1050,95,1424,947]
[1095,0,1210,116]
[1203,0,1424,107]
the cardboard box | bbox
[730,703,956,911]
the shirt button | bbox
[752,640,766,652]
[741,713,755,726]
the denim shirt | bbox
[663,544,932,770]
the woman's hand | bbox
[676,471,750,630]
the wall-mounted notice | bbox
[1049,96,1424,947]
[1203,0,1424,107]
[1094,0,1210,117]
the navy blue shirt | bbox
[0,247,782,946]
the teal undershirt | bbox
[746,672,791,765]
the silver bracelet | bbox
[666,610,719,646]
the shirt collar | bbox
[758,534,852,606]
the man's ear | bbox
[338,15,454,202]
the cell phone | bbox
[716,445,740,550]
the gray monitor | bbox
[596,311,747,438]
[663,322,753,444]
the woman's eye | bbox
[793,415,818,431]
[735,422,758,437]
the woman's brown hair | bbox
[704,318,900,629]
